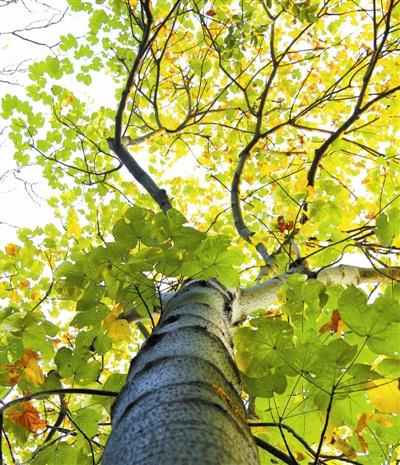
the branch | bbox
[307,0,398,187]
[122,128,165,147]
[253,436,297,465]
[231,264,400,323]
[44,394,67,443]
[0,388,118,414]
[230,137,259,242]
[108,0,175,212]
[107,138,171,212]
[249,422,316,458]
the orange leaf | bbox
[8,401,46,432]
[6,368,20,386]
[19,279,30,289]
[319,309,344,335]
[3,349,45,387]
[355,412,369,452]
[5,243,18,256]
[355,412,368,434]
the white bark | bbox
[103,280,259,465]
[231,265,400,324]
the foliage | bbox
[1,0,400,464]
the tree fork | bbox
[103,280,259,465]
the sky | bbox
[0,0,85,247]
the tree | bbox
[0,0,399,464]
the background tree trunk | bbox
[102,280,259,465]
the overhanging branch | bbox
[0,388,118,414]
[232,264,400,324]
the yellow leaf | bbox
[105,319,131,341]
[66,210,82,237]
[24,357,45,386]
[102,306,132,341]
[10,291,20,303]
[5,243,18,256]
[31,290,40,301]
[61,94,74,106]
[19,349,45,387]
[370,413,394,428]
[331,434,357,459]
[392,235,400,248]
[307,185,315,197]
[368,379,400,413]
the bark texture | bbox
[102,280,259,465]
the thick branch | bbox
[107,139,172,212]
[230,137,259,242]
[232,265,400,323]
[110,0,174,212]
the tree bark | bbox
[102,280,259,465]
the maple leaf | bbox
[61,94,74,106]
[19,279,30,289]
[4,349,45,387]
[319,309,344,335]
[5,243,18,256]
[102,307,132,341]
[31,290,41,301]
[8,401,46,432]
[367,379,400,413]
[277,216,294,233]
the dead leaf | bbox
[5,243,18,256]
[319,309,344,335]
[8,401,46,432]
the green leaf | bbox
[376,208,400,247]
[74,360,101,385]
[242,371,287,397]
[375,358,400,378]
[338,286,385,336]
[59,33,78,51]
[22,324,47,351]
[71,408,101,437]
[42,320,59,337]
[320,339,357,367]
[71,304,108,328]
[102,372,126,391]
[93,332,112,354]
[282,274,326,317]
[55,347,75,378]
[347,363,382,381]
[32,442,78,465]
[367,323,400,357]
[234,318,294,376]
[112,219,138,249]
[76,283,106,311]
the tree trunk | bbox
[102,280,259,465]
